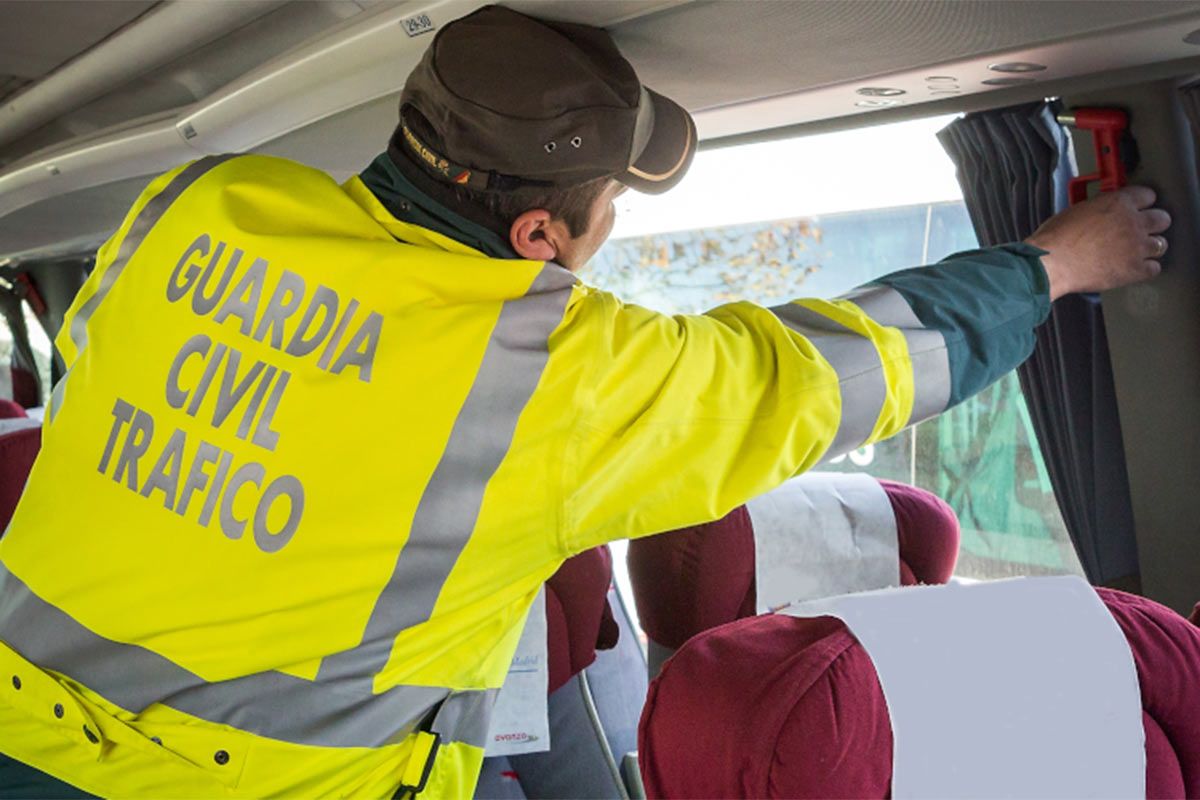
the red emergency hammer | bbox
[1056,108,1129,205]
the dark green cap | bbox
[399,5,696,194]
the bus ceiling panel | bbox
[0,176,151,268]
[1069,80,1200,615]
[686,3,1200,141]
[4,0,1200,170]
[174,0,489,156]
[0,1,378,168]
[703,55,1200,151]
[251,93,401,184]
[0,1,156,103]
[0,0,690,227]
[616,1,1200,114]
[173,0,688,156]
[0,113,187,221]
[0,2,284,157]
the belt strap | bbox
[398,730,441,796]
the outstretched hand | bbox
[1025,186,1170,300]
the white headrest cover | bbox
[0,417,39,436]
[748,472,898,613]
[785,576,1145,798]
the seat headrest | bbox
[638,587,1200,799]
[628,480,960,649]
[0,426,40,533]
[878,479,959,585]
[544,545,618,694]
[0,399,26,419]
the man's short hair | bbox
[453,178,611,239]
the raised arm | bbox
[559,186,1168,554]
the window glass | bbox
[584,115,1083,643]
[24,302,53,403]
[0,307,11,399]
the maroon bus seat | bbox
[9,365,38,411]
[0,399,26,419]
[545,545,619,694]
[0,426,40,532]
[627,479,960,651]
[638,587,1200,799]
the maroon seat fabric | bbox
[639,588,1200,799]
[544,545,619,694]
[627,479,960,650]
[0,399,26,419]
[0,427,40,532]
[9,366,38,410]
[880,479,959,586]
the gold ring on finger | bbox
[1150,235,1168,258]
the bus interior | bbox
[2,1,1200,797]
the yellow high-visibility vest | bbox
[0,154,947,797]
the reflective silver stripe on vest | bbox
[839,284,952,425]
[431,688,500,749]
[50,155,237,426]
[769,302,887,460]
[69,156,237,356]
[318,264,577,682]
[0,563,467,748]
[47,368,69,422]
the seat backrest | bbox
[638,587,1200,799]
[0,425,40,532]
[627,478,960,652]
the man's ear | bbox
[510,209,569,261]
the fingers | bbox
[1123,188,1170,265]
[1140,207,1172,234]
[1119,185,1157,209]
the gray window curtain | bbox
[936,102,1138,584]
[1179,82,1200,165]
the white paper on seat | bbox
[784,576,1145,799]
[748,472,898,613]
[485,587,550,756]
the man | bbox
[0,5,1169,798]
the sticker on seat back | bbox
[484,587,550,757]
